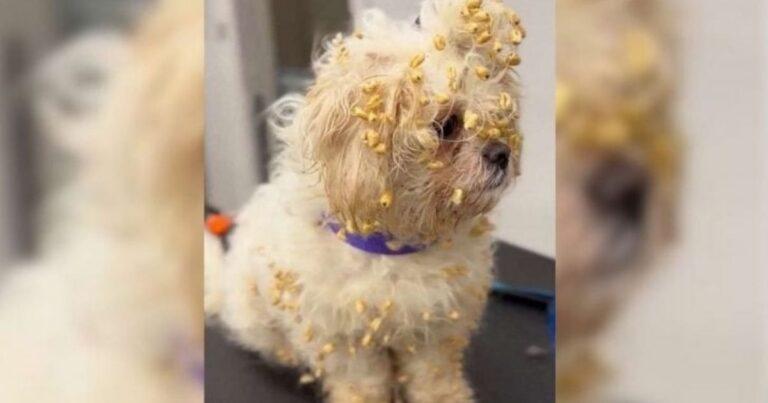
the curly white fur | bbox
[207,1,527,402]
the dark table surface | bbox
[205,241,555,403]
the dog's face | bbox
[301,0,526,243]
[556,0,680,341]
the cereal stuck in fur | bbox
[206,0,527,402]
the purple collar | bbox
[325,221,427,255]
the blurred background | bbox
[205,0,555,258]
[0,0,151,268]
[597,0,768,401]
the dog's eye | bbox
[433,114,461,140]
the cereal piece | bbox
[464,110,480,130]
[304,325,315,342]
[410,52,426,68]
[361,332,373,348]
[475,30,492,44]
[364,129,380,148]
[433,34,447,51]
[499,92,512,109]
[510,29,523,45]
[321,343,336,355]
[409,69,424,85]
[472,10,490,23]
[355,299,367,314]
[506,53,521,67]
[467,0,483,9]
[369,317,383,332]
[475,65,490,80]
[450,188,465,205]
[493,40,504,54]
[379,191,393,208]
[427,160,446,170]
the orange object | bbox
[206,213,233,236]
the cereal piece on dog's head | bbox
[499,92,512,109]
[321,343,335,355]
[355,299,367,313]
[467,0,483,9]
[304,325,315,342]
[451,188,465,205]
[493,40,504,54]
[464,110,480,130]
[427,160,446,170]
[506,53,521,67]
[361,332,373,348]
[475,65,490,80]
[475,30,492,44]
[510,28,523,45]
[363,129,380,148]
[379,190,393,208]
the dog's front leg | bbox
[397,342,475,403]
[319,347,394,403]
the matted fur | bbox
[207,0,527,402]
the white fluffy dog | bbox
[206,0,527,401]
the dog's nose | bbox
[482,142,511,170]
[587,159,649,224]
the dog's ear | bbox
[301,38,404,232]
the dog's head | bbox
[556,0,680,342]
[301,0,526,243]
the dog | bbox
[555,0,680,400]
[0,1,203,402]
[206,0,527,401]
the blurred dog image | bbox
[205,0,528,401]
[0,1,203,402]
[556,0,680,400]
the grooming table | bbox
[205,241,554,403]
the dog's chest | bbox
[233,192,495,340]
[263,232,493,340]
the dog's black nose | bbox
[587,159,649,224]
[482,142,511,170]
